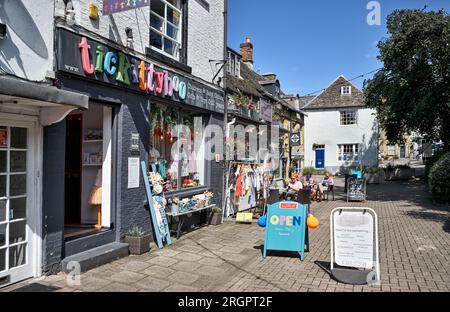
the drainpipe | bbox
[222,0,228,215]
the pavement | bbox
[3,179,450,292]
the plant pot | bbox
[209,212,223,226]
[125,234,151,255]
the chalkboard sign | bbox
[263,201,307,260]
[347,178,366,202]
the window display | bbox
[150,104,205,192]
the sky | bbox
[228,0,450,96]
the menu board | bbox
[333,210,374,269]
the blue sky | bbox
[228,0,450,96]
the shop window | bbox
[150,0,182,60]
[150,104,205,192]
[338,144,359,162]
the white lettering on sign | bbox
[333,211,374,269]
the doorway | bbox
[0,120,38,287]
[64,115,82,225]
[63,104,113,241]
[315,149,325,169]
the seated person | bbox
[288,173,303,194]
[316,172,334,200]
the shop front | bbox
[51,26,224,271]
[0,75,89,286]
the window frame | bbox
[339,110,357,126]
[150,0,183,60]
[337,144,360,162]
[341,86,352,95]
[387,145,396,156]
[150,104,208,193]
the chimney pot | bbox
[240,36,254,70]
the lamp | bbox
[0,23,6,39]
[64,0,76,26]
[125,27,133,48]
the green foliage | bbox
[428,152,450,202]
[364,9,450,148]
[302,167,316,175]
[126,226,146,237]
[364,167,380,174]
[425,149,447,181]
[211,206,222,214]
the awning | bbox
[0,75,89,125]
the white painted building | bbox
[303,76,378,174]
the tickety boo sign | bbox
[263,201,307,261]
[103,0,149,15]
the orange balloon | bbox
[307,215,319,229]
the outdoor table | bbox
[166,205,216,239]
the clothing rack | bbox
[223,159,272,221]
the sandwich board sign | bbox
[330,207,380,285]
[264,201,307,260]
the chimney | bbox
[240,37,253,70]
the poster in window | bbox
[103,0,150,15]
[0,128,7,148]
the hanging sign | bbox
[103,0,150,15]
[56,28,224,113]
[330,208,380,285]
[127,157,140,189]
[264,201,307,260]
[290,132,301,147]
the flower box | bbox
[125,234,151,255]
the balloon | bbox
[257,216,267,228]
[307,215,319,229]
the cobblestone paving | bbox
[4,180,450,292]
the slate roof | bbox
[298,96,315,109]
[303,75,365,110]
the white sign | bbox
[333,210,374,269]
[127,157,140,189]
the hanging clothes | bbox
[235,172,243,197]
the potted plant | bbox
[125,226,151,255]
[209,207,223,226]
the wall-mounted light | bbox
[0,23,6,40]
[64,0,76,26]
[88,3,99,20]
[125,27,133,48]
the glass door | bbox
[0,125,33,286]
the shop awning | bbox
[0,75,89,125]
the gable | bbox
[304,76,365,110]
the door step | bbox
[61,242,129,273]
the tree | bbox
[364,9,450,149]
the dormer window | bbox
[341,86,351,95]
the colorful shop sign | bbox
[263,201,307,261]
[56,28,224,113]
[103,0,149,15]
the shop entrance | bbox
[64,104,112,241]
[0,120,38,287]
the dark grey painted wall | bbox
[116,101,152,241]
[42,121,66,274]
